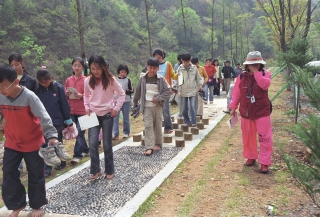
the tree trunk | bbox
[76,0,85,59]
[180,0,188,51]
[235,19,238,61]
[211,0,215,58]
[222,2,225,59]
[303,0,312,39]
[145,0,152,56]
[279,0,286,52]
[294,82,300,124]
[228,0,232,58]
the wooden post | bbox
[143,130,145,136]
[177,118,184,124]
[171,116,175,122]
[181,125,189,132]
[163,135,173,143]
[197,122,204,130]
[175,139,185,147]
[196,116,201,122]
[191,127,199,135]
[173,123,179,129]
[184,132,192,141]
[141,138,145,146]
[202,118,209,125]
[133,134,142,142]
[175,129,183,137]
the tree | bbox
[180,0,188,51]
[76,0,86,59]
[144,0,152,56]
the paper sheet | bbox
[227,112,238,129]
[78,112,99,131]
[178,73,184,86]
[67,87,79,100]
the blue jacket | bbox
[35,81,71,126]
[19,71,37,92]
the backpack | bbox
[239,71,272,114]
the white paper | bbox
[67,87,79,100]
[178,73,184,86]
[146,90,159,101]
[78,112,99,130]
[227,112,238,129]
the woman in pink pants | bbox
[229,51,272,173]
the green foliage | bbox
[283,65,320,207]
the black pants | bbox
[214,78,221,96]
[2,148,47,210]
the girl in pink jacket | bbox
[65,57,89,165]
[229,51,272,173]
[84,55,125,180]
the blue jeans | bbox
[113,102,130,136]
[88,113,114,175]
[162,98,173,131]
[182,96,196,125]
[71,115,89,158]
[44,125,64,175]
[204,84,214,102]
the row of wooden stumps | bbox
[132,116,210,148]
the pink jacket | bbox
[230,70,271,112]
[83,76,125,116]
[65,75,86,115]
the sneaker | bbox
[71,157,81,165]
[261,164,269,173]
[245,159,256,166]
[81,152,90,158]
[53,143,72,161]
[55,161,66,170]
[112,135,119,140]
[123,134,129,138]
[223,109,231,114]
[39,146,61,166]
[209,101,213,104]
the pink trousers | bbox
[240,116,273,166]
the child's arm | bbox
[30,96,58,142]
[169,62,178,80]
[125,77,134,95]
[195,69,203,90]
[83,78,90,113]
[229,78,241,111]
[113,78,126,112]
[133,77,142,106]
[58,84,72,125]
[156,78,172,102]
[254,70,271,90]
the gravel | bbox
[42,146,183,216]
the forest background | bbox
[0,0,319,86]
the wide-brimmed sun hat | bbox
[243,51,266,65]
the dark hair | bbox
[177,54,182,61]
[8,53,29,75]
[117,64,129,75]
[181,53,191,61]
[88,55,114,90]
[72,57,85,75]
[0,63,17,83]
[236,62,240,65]
[152,48,166,59]
[225,60,231,64]
[147,58,160,67]
[213,59,219,66]
[206,58,212,62]
[36,68,55,92]
[191,57,198,64]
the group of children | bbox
[0,49,272,217]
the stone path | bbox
[1,92,228,217]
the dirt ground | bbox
[138,75,320,217]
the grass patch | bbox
[275,171,291,183]
[132,188,162,217]
[238,174,250,186]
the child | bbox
[152,48,178,134]
[221,60,236,95]
[113,64,134,140]
[0,63,59,217]
[191,57,208,118]
[35,67,73,177]
[203,58,217,104]
[83,55,125,180]
[65,57,89,165]
[177,53,203,126]
[212,59,221,96]
[8,53,37,172]
[133,58,172,156]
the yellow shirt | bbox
[197,66,208,84]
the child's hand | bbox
[74,93,82,98]
[152,97,158,104]
[48,138,59,146]
[230,110,236,116]
[65,91,72,96]
[86,110,91,116]
[111,109,118,117]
